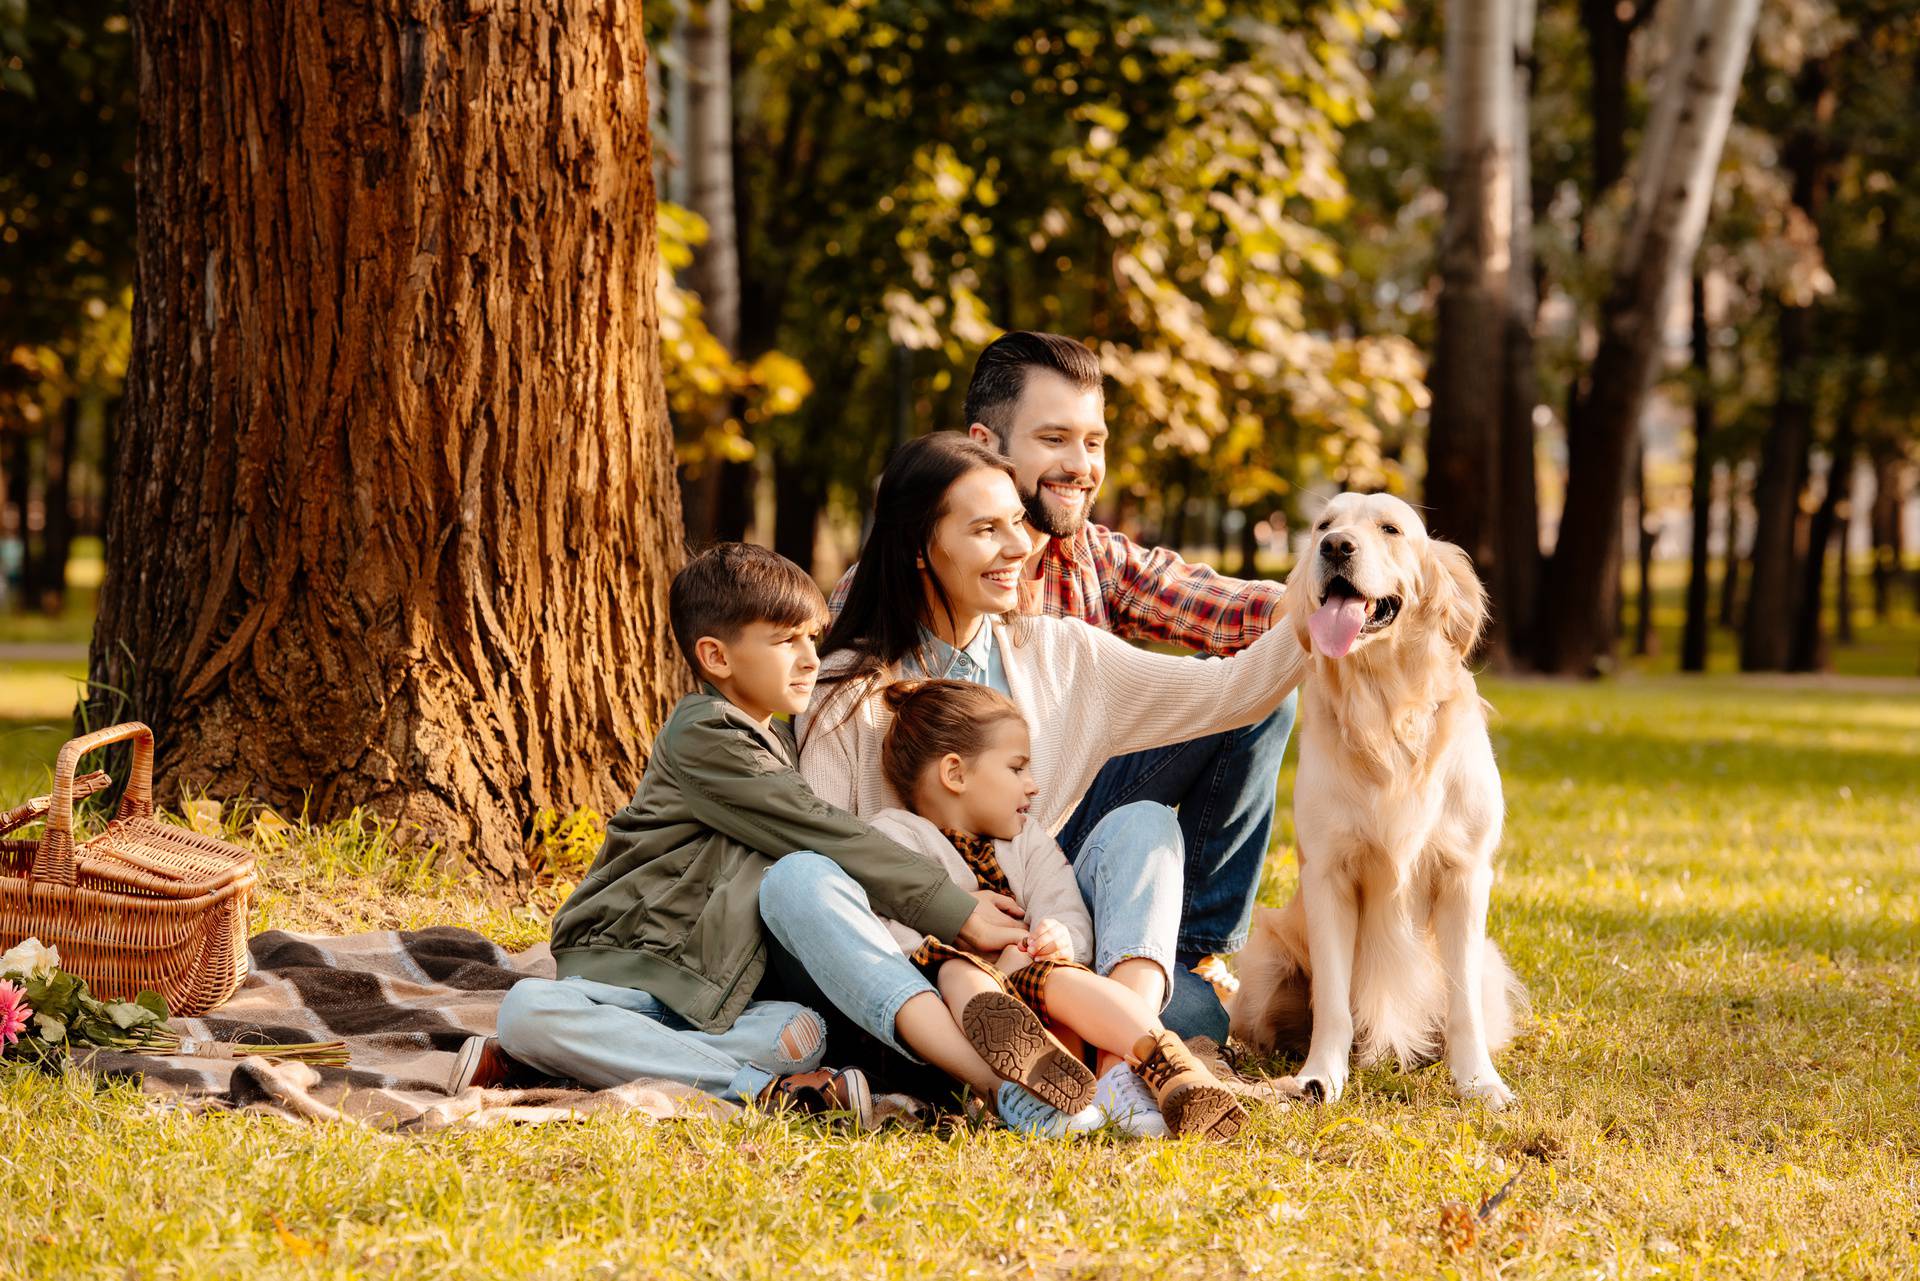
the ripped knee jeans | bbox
[496,975,825,1103]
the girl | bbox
[869,678,1249,1142]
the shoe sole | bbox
[962,991,1096,1113]
[839,1069,875,1132]
[1161,1082,1248,1142]
[447,1037,487,1094]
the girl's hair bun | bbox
[880,679,927,712]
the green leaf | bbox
[32,1012,66,1042]
[104,1001,155,1030]
[135,990,170,1019]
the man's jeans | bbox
[758,801,1184,1057]
[496,975,825,1103]
[1057,690,1298,1040]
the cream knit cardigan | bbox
[797,614,1308,838]
[867,808,1094,962]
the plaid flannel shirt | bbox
[828,522,1284,656]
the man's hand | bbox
[1025,917,1072,962]
[955,893,1027,954]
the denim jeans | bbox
[495,974,825,1103]
[1057,690,1298,1040]
[757,804,1183,1057]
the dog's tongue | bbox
[1309,597,1369,659]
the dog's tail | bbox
[1480,939,1529,1054]
[1228,903,1314,1058]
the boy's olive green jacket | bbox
[549,688,976,1033]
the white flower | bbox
[0,937,61,980]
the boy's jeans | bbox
[495,975,825,1103]
[1057,692,1298,1040]
[758,801,1184,1057]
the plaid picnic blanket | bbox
[73,926,1286,1132]
[76,926,739,1131]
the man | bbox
[833,331,1295,1040]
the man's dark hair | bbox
[963,331,1104,446]
[670,542,826,680]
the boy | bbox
[457,543,1016,1124]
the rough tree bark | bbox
[1536,0,1760,674]
[1681,274,1714,672]
[1425,0,1513,643]
[94,0,687,883]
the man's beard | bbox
[1022,475,1096,540]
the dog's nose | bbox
[1320,533,1356,561]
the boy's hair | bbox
[670,542,826,680]
[963,331,1104,447]
[879,679,1027,802]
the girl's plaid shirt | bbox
[829,522,1284,656]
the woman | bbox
[758,433,1306,1125]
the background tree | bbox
[1535,0,1762,674]
[87,0,686,882]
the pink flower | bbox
[0,980,30,1048]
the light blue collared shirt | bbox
[903,621,1009,695]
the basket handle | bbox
[32,724,156,886]
[0,771,113,839]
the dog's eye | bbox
[1317,520,1331,532]
[1381,524,1401,537]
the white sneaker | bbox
[1092,1063,1169,1137]
[994,1082,1106,1138]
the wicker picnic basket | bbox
[0,723,256,1015]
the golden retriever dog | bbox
[1228,493,1525,1108]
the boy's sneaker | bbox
[758,1067,875,1130]
[1091,1062,1169,1138]
[960,991,1097,1113]
[447,1035,535,1093]
[993,1082,1105,1138]
[1131,1030,1249,1142]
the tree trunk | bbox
[3,428,32,607]
[1835,479,1853,645]
[772,449,824,575]
[1787,399,1857,672]
[1717,460,1744,628]
[1742,63,1836,671]
[1868,448,1902,619]
[1632,434,1656,657]
[39,396,80,612]
[677,0,749,549]
[1239,504,1263,578]
[1681,274,1714,672]
[1496,0,1542,665]
[1425,0,1513,625]
[93,0,686,884]
[1536,0,1760,675]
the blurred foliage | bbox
[705,0,1431,540]
[657,202,815,469]
[0,0,134,428]
[0,0,1914,591]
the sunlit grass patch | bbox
[1,673,1917,1278]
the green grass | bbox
[2,669,1918,1276]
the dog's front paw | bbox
[1285,1057,1349,1104]
[1450,1063,1514,1110]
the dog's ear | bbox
[1421,538,1488,658]
[1282,554,1316,652]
